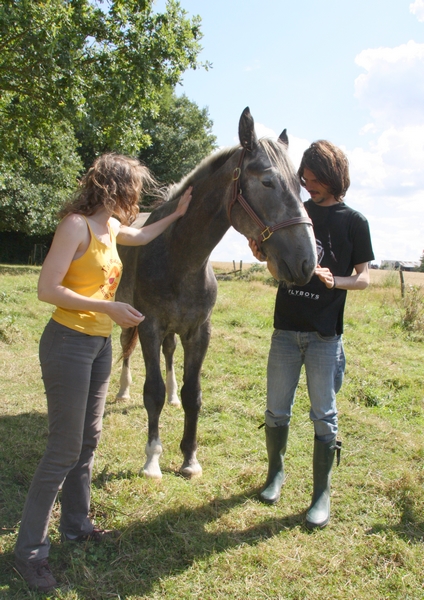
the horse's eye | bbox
[262,179,274,188]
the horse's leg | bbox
[162,333,181,407]
[116,327,136,400]
[140,328,166,479]
[179,320,211,478]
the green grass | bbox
[0,265,423,599]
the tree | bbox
[0,0,206,233]
[138,89,216,194]
[0,122,83,235]
[418,251,424,273]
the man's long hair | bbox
[298,140,350,202]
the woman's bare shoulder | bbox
[109,216,121,236]
[54,213,88,242]
[58,212,87,229]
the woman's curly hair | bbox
[58,153,163,225]
[298,140,350,202]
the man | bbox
[249,140,374,529]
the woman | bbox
[14,153,192,592]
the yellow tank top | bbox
[52,217,123,337]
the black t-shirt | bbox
[274,200,375,336]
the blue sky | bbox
[156,0,424,264]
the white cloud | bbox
[359,123,377,135]
[354,41,424,127]
[349,36,424,263]
[254,124,310,169]
[410,0,424,21]
[287,134,310,170]
[347,123,424,263]
[210,228,257,263]
[255,122,278,139]
[349,125,424,193]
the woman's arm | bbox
[117,186,192,246]
[38,215,144,328]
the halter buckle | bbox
[232,167,241,181]
[260,226,273,242]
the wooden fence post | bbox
[399,268,405,298]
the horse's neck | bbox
[168,179,232,272]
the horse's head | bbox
[228,107,317,285]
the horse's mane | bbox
[259,138,301,196]
[165,145,238,202]
[165,137,301,202]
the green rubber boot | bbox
[259,425,289,505]
[306,437,341,529]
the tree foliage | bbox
[138,89,216,193]
[0,122,83,235]
[0,0,207,234]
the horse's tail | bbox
[121,326,139,360]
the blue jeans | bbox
[266,330,345,441]
[15,319,112,562]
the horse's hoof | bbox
[115,394,130,401]
[168,396,181,407]
[143,440,163,479]
[141,466,163,480]
[179,462,202,479]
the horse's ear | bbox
[239,107,258,151]
[278,129,289,147]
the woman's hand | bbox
[117,186,193,247]
[105,302,145,328]
[175,186,193,217]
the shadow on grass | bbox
[2,485,306,598]
[0,411,50,595]
[107,493,306,596]
[368,478,424,543]
[2,412,423,598]
[0,409,304,597]
[0,412,49,531]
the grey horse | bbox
[116,107,317,480]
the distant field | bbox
[212,262,424,286]
[212,261,255,272]
[368,268,424,286]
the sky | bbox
[156,0,424,265]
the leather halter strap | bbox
[227,148,313,245]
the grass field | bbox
[0,264,423,599]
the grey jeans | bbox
[15,319,112,562]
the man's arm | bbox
[315,262,370,290]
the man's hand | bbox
[315,265,335,289]
[248,238,266,262]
